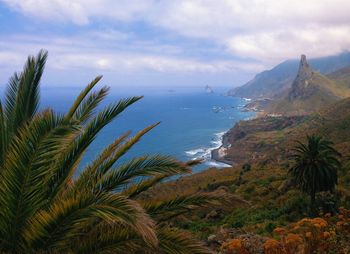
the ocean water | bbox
[40,87,255,173]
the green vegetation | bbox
[289,135,341,214]
[0,51,218,253]
[1,51,349,254]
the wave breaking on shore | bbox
[185,131,231,168]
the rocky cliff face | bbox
[288,55,314,100]
[265,54,346,116]
[228,52,350,99]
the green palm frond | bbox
[154,227,212,254]
[0,110,73,250]
[73,122,160,196]
[123,160,202,199]
[123,173,171,199]
[0,51,216,254]
[1,50,47,168]
[289,135,341,214]
[47,97,142,202]
[10,50,47,131]
[65,75,103,121]
[73,225,144,254]
[0,101,5,166]
[95,155,192,193]
[25,192,156,252]
[144,193,221,222]
[72,86,110,124]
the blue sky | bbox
[1,0,350,90]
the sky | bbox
[1,0,350,90]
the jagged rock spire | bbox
[289,55,314,100]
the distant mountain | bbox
[228,52,350,99]
[265,55,350,115]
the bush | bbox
[242,163,251,172]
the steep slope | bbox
[212,97,350,165]
[265,55,345,116]
[229,52,350,99]
[326,66,350,89]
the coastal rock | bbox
[242,98,272,112]
[205,85,214,94]
[211,147,232,165]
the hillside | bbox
[228,52,350,99]
[212,96,350,166]
[326,66,350,89]
[265,55,349,115]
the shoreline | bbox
[210,97,258,166]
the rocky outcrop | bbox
[211,116,307,165]
[265,54,343,116]
[205,85,214,94]
[228,52,350,99]
[288,55,315,100]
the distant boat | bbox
[205,85,214,94]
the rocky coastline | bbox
[211,99,257,166]
[210,132,233,165]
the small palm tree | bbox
[0,50,218,253]
[289,135,341,215]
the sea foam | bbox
[184,131,230,168]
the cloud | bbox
[0,33,264,85]
[226,26,350,61]
[1,0,350,87]
[3,0,350,64]
[1,0,156,24]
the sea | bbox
[40,86,255,173]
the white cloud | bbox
[226,26,350,61]
[0,33,264,83]
[3,0,350,63]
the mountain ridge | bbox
[228,52,350,99]
[264,55,346,115]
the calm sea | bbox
[40,86,254,173]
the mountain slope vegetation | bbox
[265,55,350,115]
[228,52,350,99]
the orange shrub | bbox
[221,208,350,254]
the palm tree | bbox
[0,50,218,253]
[289,135,341,215]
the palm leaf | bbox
[65,75,103,121]
[95,155,192,193]
[154,227,212,254]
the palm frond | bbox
[24,193,157,251]
[95,155,192,193]
[72,223,146,254]
[70,131,131,195]
[0,101,6,167]
[65,75,103,121]
[0,110,71,251]
[72,86,110,124]
[47,97,142,202]
[123,160,201,199]
[12,50,47,131]
[154,227,212,254]
[144,193,221,222]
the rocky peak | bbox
[288,55,314,100]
